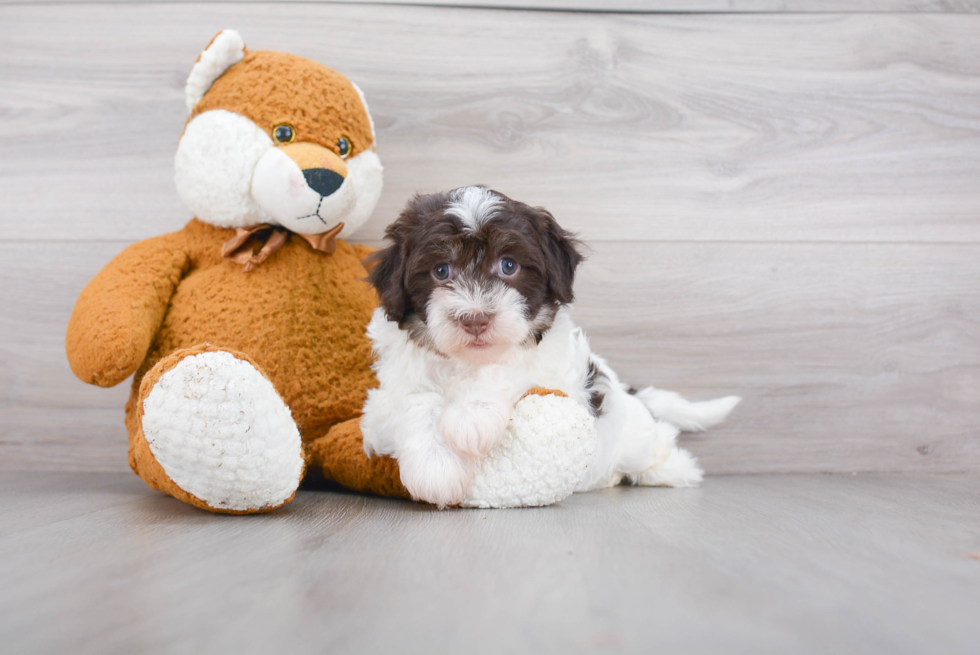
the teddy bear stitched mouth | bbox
[297,195,329,224]
[296,169,347,224]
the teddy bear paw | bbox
[141,350,304,512]
[461,392,596,509]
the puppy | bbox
[361,186,740,507]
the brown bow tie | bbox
[221,222,344,272]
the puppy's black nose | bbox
[303,168,345,197]
[460,313,491,336]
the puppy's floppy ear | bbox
[535,207,584,304]
[366,221,411,323]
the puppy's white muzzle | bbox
[251,147,356,235]
[427,282,532,364]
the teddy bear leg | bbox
[129,345,304,514]
[307,419,411,500]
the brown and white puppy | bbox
[360,187,740,507]
[369,186,581,363]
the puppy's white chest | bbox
[430,360,527,406]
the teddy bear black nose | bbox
[302,168,345,197]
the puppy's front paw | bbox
[439,400,510,457]
[398,435,473,509]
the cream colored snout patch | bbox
[251,143,356,235]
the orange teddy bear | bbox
[66,30,410,513]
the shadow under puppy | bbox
[362,186,739,507]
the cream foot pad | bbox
[142,351,303,511]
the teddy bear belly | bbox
[141,252,378,442]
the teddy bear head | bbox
[174,30,383,238]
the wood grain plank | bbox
[1,472,978,655]
[574,240,980,474]
[3,1,979,13]
[3,239,978,474]
[1,6,979,243]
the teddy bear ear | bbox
[184,29,246,112]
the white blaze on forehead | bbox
[446,186,501,232]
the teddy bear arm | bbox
[522,387,569,400]
[66,234,191,387]
[462,388,595,509]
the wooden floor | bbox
[1,471,978,654]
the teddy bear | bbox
[65,30,596,514]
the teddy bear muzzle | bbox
[250,141,357,235]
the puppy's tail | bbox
[633,387,740,433]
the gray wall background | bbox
[1,0,978,474]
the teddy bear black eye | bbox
[337,136,352,159]
[273,124,294,144]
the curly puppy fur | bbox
[359,187,740,507]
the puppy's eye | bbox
[498,257,519,277]
[337,136,352,159]
[432,264,453,281]
[273,124,295,144]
